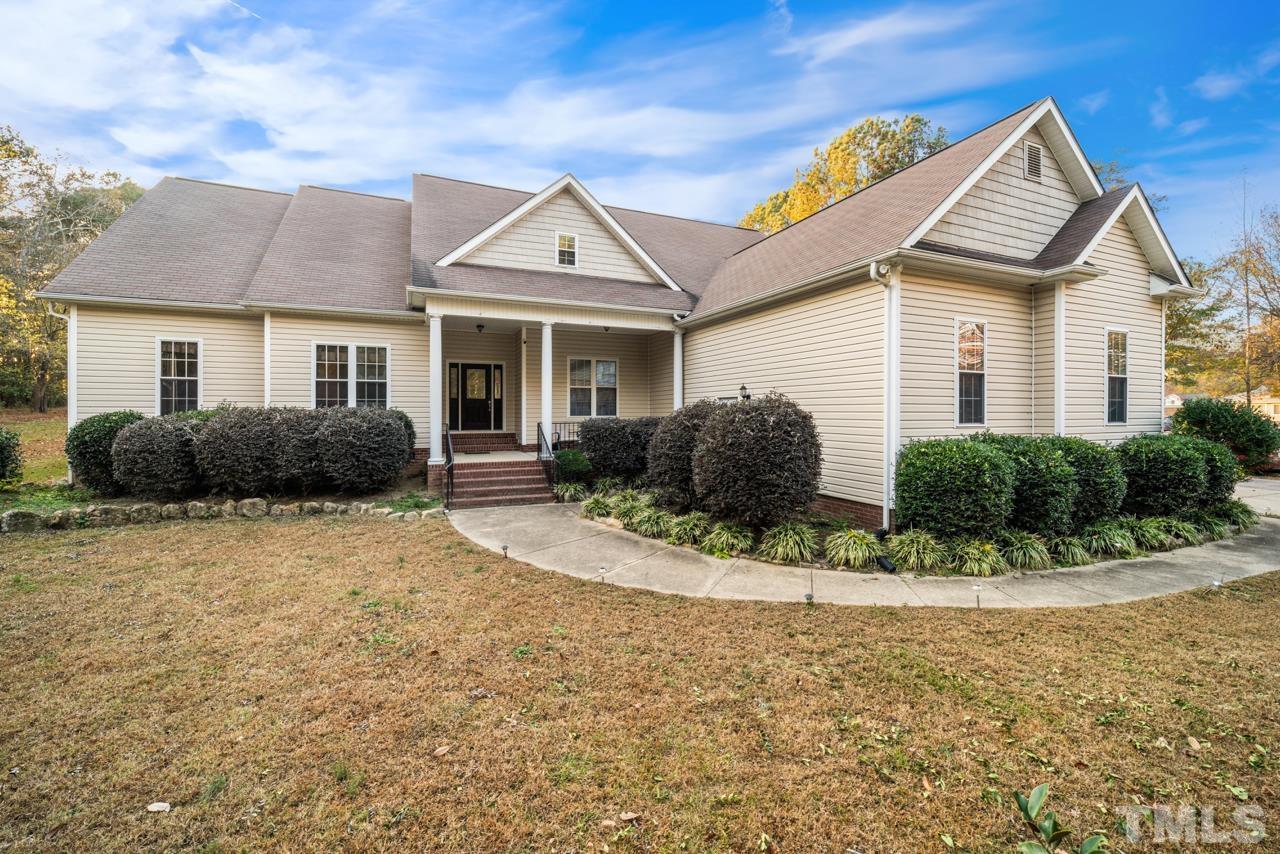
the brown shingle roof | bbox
[43,177,291,305]
[1031,185,1133,269]
[244,186,411,312]
[690,100,1044,317]
[411,174,760,312]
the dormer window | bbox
[1023,141,1043,182]
[556,232,577,267]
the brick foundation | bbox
[810,494,890,531]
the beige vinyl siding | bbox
[467,189,658,284]
[440,329,520,432]
[647,332,674,416]
[269,313,430,447]
[523,327,653,443]
[924,126,1080,260]
[1064,216,1163,440]
[899,276,1033,438]
[1030,282,1056,434]
[75,306,262,421]
[682,281,884,507]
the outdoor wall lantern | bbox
[739,384,751,400]
[476,324,485,334]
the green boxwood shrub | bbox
[1040,435,1126,527]
[0,426,21,486]
[65,410,144,494]
[971,434,1077,537]
[691,393,822,528]
[1183,436,1241,505]
[646,399,721,510]
[387,409,417,461]
[274,408,330,495]
[1171,397,1280,472]
[1115,434,1207,517]
[578,416,663,479]
[193,407,282,496]
[111,415,203,500]
[315,408,409,494]
[894,438,1014,538]
[554,448,592,483]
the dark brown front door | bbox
[460,363,492,431]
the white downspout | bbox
[872,261,900,530]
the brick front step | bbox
[450,432,519,453]
[449,493,556,509]
[445,459,555,508]
[454,483,555,500]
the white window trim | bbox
[1104,326,1129,425]
[1023,140,1044,182]
[566,355,619,418]
[155,337,203,416]
[309,340,393,409]
[954,317,987,428]
[555,231,579,269]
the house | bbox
[1164,391,1208,417]
[1227,387,1280,424]
[39,97,1198,524]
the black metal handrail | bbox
[536,422,558,490]
[443,423,455,510]
[549,421,580,446]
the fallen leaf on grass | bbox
[146,802,170,813]
[432,746,450,757]
[618,811,640,822]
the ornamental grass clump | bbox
[611,496,647,527]
[1157,517,1202,546]
[1214,499,1259,530]
[1188,512,1229,542]
[700,522,753,557]
[886,529,948,574]
[592,476,624,496]
[553,481,588,502]
[631,507,675,539]
[579,495,611,519]
[1047,535,1091,567]
[949,538,1007,577]
[999,530,1052,571]
[1081,521,1137,558]
[824,527,884,570]
[666,512,710,546]
[1121,516,1175,552]
[758,521,819,565]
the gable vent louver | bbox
[1023,141,1043,182]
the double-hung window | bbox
[556,232,577,267]
[568,358,617,417]
[314,343,389,409]
[956,319,986,426]
[1106,329,1128,424]
[158,339,200,415]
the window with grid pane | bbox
[314,344,349,407]
[1106,330,1128,424]
[355,346,387,408]
[956,320,986,426]
[595,360,617,416]
[159,340,199,415]
[556,232,577,267]
[569,358,592,416]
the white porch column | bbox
[540,321,553,452]
[263,311,271,406]
[1053,281,1066,436]
[672,328,684,411]
[428,313,444,463]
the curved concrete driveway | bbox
[449,504,1280,608]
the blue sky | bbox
[1,0,1277,260]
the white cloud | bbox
[1149,86,1174,129]
[1176,117,1209,137]
[1191,41,1280,100]
[777,3,985,67]
[1077,89,1109,115]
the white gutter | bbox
[408,285,683,318]
[239,301,421,320]
[872,261,902,529]
[37,292,247,312]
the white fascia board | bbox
[901,97,1105,249]
[406,286,680,317]
[434,172,682,292]
[1071,186,1194,289]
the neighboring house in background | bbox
[1164,391,1209,417]
[39,97,1198,525]
[1227,387,1280,424]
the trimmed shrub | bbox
[65,410,145,495]
[646,399,721,510]
[554,449,592,483]
[578,417,663,479]
[886,529,947,573]
[1172,397,1280,473]
[274,408,330,495]
[193,407,282,496]
[111,416,203,500]
[0,426,21,486]
[315,408,409,494]
[1040,435,1126,527]
[1116,434,1207,517]
[825,527,884,569]
[387,409,417,461]
[758,521,819,564]
[971,434,1077,536]
[895,438,1014,538]
[1183,436,1240,505]
[691,393,822,528]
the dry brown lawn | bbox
[1,517,1277,852]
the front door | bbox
[460,363,492,431]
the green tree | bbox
[741,114,948,233]
[1165,258,1234,387]
[0,126,141,410]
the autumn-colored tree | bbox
[740,115,948,233]
[1165,258,1235,387]
[0,127,141,410]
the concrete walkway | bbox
[1237,475,1280,518]
[449,503,1280,608]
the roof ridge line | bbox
[414,172,536,196]
[171,176,294,197]
[603,202,755,232]
[300,184,409,202]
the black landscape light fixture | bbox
[739,384,750,400]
